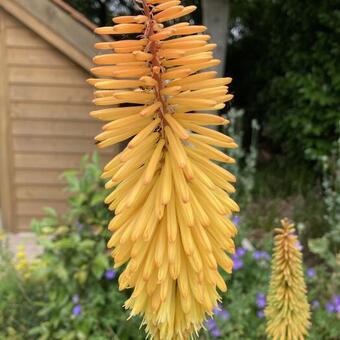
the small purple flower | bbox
[236,247,246,257]
[232,216,240,226]
[256,293,267,309]
[253,251,262,260]
[257,310,265,319]
[72,295,79,304]
[211,327,222,337]
[331,295,340,307]
[331,295,340,313]
[104,269,117,280]
[205,318,217,331]
[325,295,340,313]
[72,304,82,316]
[232,257,244,270]
[219,309,230,320]
[326,302,335,313]
[306,268,316,278]
[213,305,222,315]
[213,305,230,321]
[253,250,270,261]
[261,251,270,261]
[311,300,320,310]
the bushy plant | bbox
[22,154,143,339]
[229,0,340,162]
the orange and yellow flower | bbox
[89,0,238,338]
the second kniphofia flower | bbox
[265,219,311,340]
[89,0,239,338]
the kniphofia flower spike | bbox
[89,0,239,338]
[265,218,311,340]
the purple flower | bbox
[212,304,222,315]
[256,293,267,309]
[219,309,230,320]
[232,257,244,270]
[311,300,320,310]
[205,317,223,337]
[236,247,246,257]
[205,318,217,331]
[211,327,222,337]
[325,295,340,313]
[72,304,82,316]
[306,268,316,278]
[257,310,265,319]
[213,305,230,320]
[326,302,335,313]
[72,295,79,304]
[261,251,270,260]
[331,295,340,313]
[331,295,340,307]
[104,269,117,280]
[232,216,240,226]
[253,251,270,261]
[253,251,261,260]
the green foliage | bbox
[27,154,143,339]
[0,154,142,339]
[229,0,340,162]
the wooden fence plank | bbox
[16,185,68,200]
[15,170,65,185]
[12,120,100,138]
[10,84,92,103]
[10,102,94,121]
[9,66,88,86]
[7,47,75,67]
[13,136,100,154]
[17,201,68,216]
[15,153,92,169]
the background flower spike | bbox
[265,218,311,340]
[90,0,237,338]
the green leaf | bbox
[55,264,68,282]
[308,237,329,258]
[42,207,58,218]
[92,254,109,279]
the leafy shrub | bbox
[27,154,143,339]
[229,0,340,162]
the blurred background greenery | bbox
[0,0,339,339]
